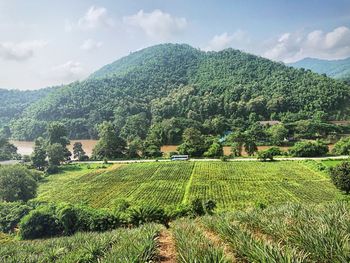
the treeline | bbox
[6,43,350,141]
[0,87,55,134]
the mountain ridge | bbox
[2,43,349,141]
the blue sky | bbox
[1,0,350,89]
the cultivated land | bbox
[1,202,349,262]
[36,161,342,210]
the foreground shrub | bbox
[0,165,38,202]
[19,206,63,239]
[289,140,328,157]
[57,204,122,234]
[330,162,350,194]
[129,205,168,227]
[0,202,32,233]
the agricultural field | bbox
[0,224,161,263]
[36,161,342,210]
[1,202,349,262]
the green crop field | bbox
[36,161,342,210]
[0,224,162,262]
[2,202,349,262]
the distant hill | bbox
[0,87,56,132]
[4,43,350,141]
[288,57,350,82]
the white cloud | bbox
[204,32,234,51]
[80,39,103,51]
[264,26,350,62]
[0,40,47,61]
[48,61,88,83]
[66,6,114,31]
[204,30,251,51]
[123,9,187,40]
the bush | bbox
[19,206,63,239]
[289,140,328,157]
[257,147,281,161]
[330,162,350,194]
[129,205,168,227]
[190,198,206,217]
[333,137,350,155]
[0,165,38,202]
[57,204,122,234]
[0,202,32,233]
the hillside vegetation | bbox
[8,44,350,140]
[0,87,55,133]
[36,162,341,210]
[289,57,350,82]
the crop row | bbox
[0,223,162,263]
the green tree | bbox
[47,143,65,166]
[289,140,328,157]
[31,137,47,170]
[47,122,71,160]
[0,165,38,202]
[177,128,206,157]
[0,137,18,161]
[330,162,350,194]
[204,140,223,157]
[333,137,350,155]
[92,121,126,160]
[73,142,88,161]
[268,124,288,145]
[244,138,258,156]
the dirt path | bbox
[199,225,237,262]
[158,229,177,263]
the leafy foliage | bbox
[7,44,350,142]
[289,140,329,157]
[0,165,39,202]
[330,161,350,194]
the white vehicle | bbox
[171,155,189,161]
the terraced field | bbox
[36,161,341,210]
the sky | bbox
[0,0,350,90]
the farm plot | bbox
[200,202,350,262]
[0,223,162,263]
[36,161,341,210]
[188,161,340,210]
[37,162,194,208]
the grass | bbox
[36,161,342,210]
[0,223,162,263]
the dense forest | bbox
[289,57,350,83]
[3,44,350,142]
[0,87,55,136]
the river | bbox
[11,140,98,157]
[11,141,335,157]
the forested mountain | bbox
[7,44,350,141]
[288,57,350,82]
[0,87,55,134]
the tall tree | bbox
[73,142,87,161]
[47,122,71,160]
[31,137,47,170]
[92,121,126,159]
